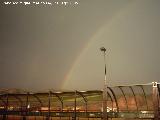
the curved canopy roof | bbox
[0,82,159,112]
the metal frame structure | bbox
[0,82,159,120]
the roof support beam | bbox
[107,91,113,112]
[118,87,128,112]
[139,85,149,110]
[50,92,63,111]
[32,94,43,107]
[108,87,119,113]
[129,86,138,112]
[76,91,88,114]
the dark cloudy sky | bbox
[0,0,160,91]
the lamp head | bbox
[100,47,106,52]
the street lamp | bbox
[100,47,108,120]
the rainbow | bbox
[61,1,134,89]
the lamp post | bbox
[100,47,108,120]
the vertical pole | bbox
[6,94,8,120]
[74,91,77,120]
[85,101,87,117]
[103,85,107,120]
[20,99,23,118]
[61,102,63,112]
[47,91,51,120]
[3,94,8,120]
[100,47,108,120]
[26,92,29,116]
[60,101,63,120]
[23,92,29,120]
[152,82,159,120]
